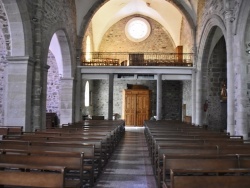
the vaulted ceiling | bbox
[75,0,198,51]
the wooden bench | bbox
[161,155,240,188]
[164,168,250,188]
[0,128,9,136]
[0,126,23,135]
[0,150,83,187]
[0,163,66,188]
[0,141,95,187]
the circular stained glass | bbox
[125,17,151,42]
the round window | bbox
[125,17,151,42]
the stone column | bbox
[195,67,202,126]
[156,74,162,120]
[74,68,82,122]
[4,56,34,131]
[191,69,196,125]
[60,77,74,125]
[41,64,50,130]
[108,74,114,120]
[225,7,235,135]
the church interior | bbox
[1,0,250,187]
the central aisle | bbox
[94,127,157,188]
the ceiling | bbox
[75,0,198,51]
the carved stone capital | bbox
[224,10,235,22]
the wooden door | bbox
[124,92,137,125]
[123,89,150,126]
[136,93,149,126]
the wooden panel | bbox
[123,89,150,126]
[136,94,149,126]
[175,45,183,62]
[124,93,137,125]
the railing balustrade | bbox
[81,52,194,67]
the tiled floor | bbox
[94,127,157,188]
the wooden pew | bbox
[0,163,66,188]
[0,128,9,136]
[0,126,23,135]
[0,149,83,187]
[0,140,95,187]
[164,168,250,188]
[161,155,240,188]
[3,135,108,168]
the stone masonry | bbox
[46,50,60,118]
[207,38,227,131]
[98,15,175,53]
[87,79,185,121]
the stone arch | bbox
[45,29,73,125]
[55,30,72,78]
[43,29,73,78]
[1,0,32,56]
[0,1,34,130]
[45,29,74,125]
[77,0,196,53]
[195,14,226,127]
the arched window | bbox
[86,36,91,61]
[85,81,90,107]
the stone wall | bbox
[98,15,175,53]
[26,0,77,129]
[245,11,250,132]
[91,80,156,119]
[182,80,192,117]
[206,38,227,131]
[88,79,182,121]
[180,18,193,53]
[162,81,182,120]
[46,50,60,117]
[0,31,7,125]
[0,2,10,125]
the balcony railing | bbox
[81,52,194,67]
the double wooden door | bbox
[122,89,151,126]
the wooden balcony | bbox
[81,52,194,67]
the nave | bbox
[94,127,157,188]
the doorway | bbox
[122,88,151,126]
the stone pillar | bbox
[156,74,162,120]
[225,7,235,135]
[4,56,34,131]
[195,67,202,126]
[191,69,196,125]
[108,74,114,120]
[74,68,82,122]
[60,77,74,125]
[41,65,50,129]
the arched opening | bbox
[78,0,195,123]
[46,33,63,127]
[206,37,227,131]
[46,51,61,117]
[201,26,227,131]
[46,30,73,126]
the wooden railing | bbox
[81,52,194,67]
